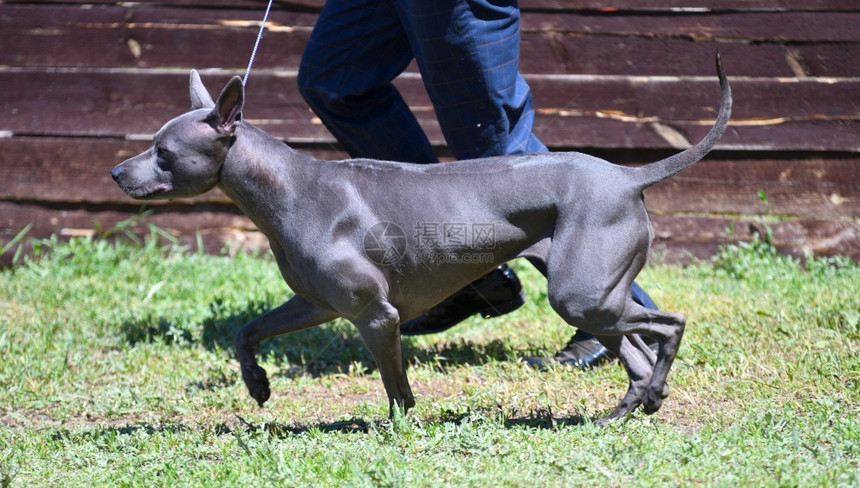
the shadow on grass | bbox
[52,422,213,443]
[121,299,524,377]
[51,408,586,443]
[254,409,586,436]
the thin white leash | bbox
[243,0,275,86]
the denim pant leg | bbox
[631,282,658,310]
[297,0,438,163]
[396,0,547,159]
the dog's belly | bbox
[376,219,549,321]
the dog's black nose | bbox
[110,164,123,182]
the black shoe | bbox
[400,264,525,336]
[523,282,660,371]
[522,330,614,371]
[523,331,659,371]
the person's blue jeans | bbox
[297,0,546,163]
[297,0,658,317]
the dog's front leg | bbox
[353,301,415,417]
[235,295,339,407]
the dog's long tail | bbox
[634,52,732,190]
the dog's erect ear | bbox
[208,76,245,134]
[189,70,215,109]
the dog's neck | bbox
[217,122,316,238]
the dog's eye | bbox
[155,146,173,169]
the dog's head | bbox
[110,72,244,200]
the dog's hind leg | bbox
[353,301,416,417]
[235,295,340,407]
[615,302,686,415]
[593,333,655,425]
[626,331,658,367]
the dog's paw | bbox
[595,415,615,427]
[642,389,664,415]
[241,363,271,407]
[596,399,639,426]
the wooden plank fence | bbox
[1,0,857,264]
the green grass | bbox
[1,232,858,487]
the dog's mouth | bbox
[122,183,171,200]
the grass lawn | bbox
[1,231,858,487]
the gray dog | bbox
[111,54,731,424]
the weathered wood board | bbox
[2,70,857,152]
[1,0,857,266]
[1,138,856,218]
